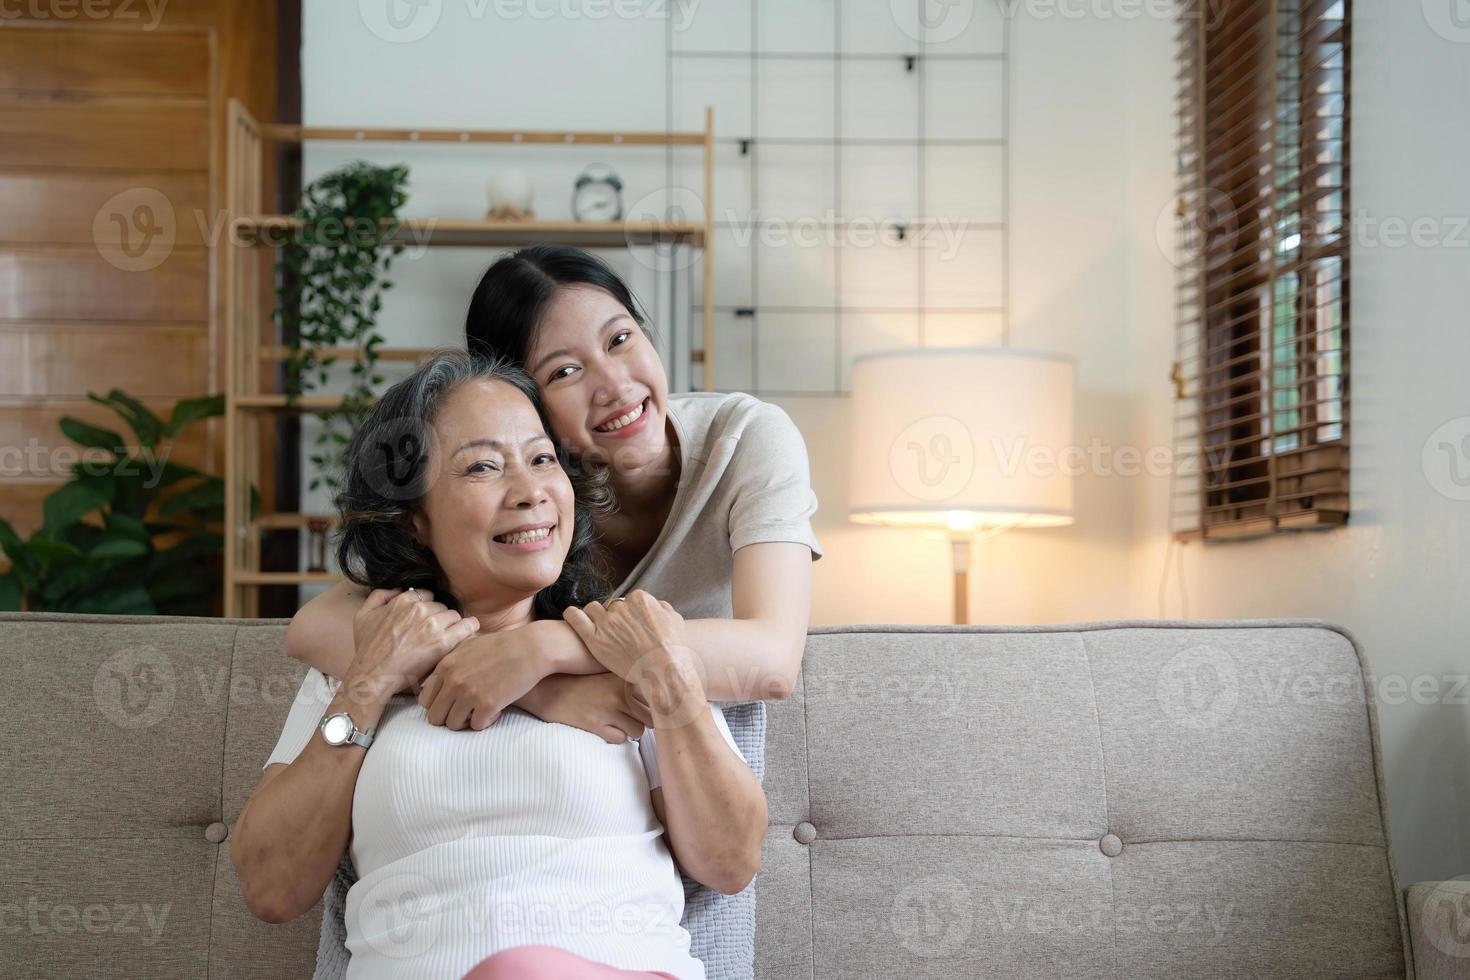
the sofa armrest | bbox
[1407,881,1470,979]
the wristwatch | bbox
[319,712,375,749]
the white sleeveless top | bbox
[265,668,742,980]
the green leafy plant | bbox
[276,161,409,493]
[0,391,244,616]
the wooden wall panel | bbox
[0,324,209,397]
[0,30,210,95]
[0,100,210,171]
[0,2,278,546]
[0,172,211,246]
[0,248,209,322]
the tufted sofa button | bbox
[1099,833,1123,857]
[205,822,229,844]
[793,821,817,845]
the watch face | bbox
[321,713,353,745]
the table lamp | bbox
[847,348,1075,623]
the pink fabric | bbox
[462,944,684,980]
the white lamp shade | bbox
[847,348,1075,530]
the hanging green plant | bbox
[276,161,409,493]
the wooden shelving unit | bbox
[223,101,715,615]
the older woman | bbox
[231,352,767,980]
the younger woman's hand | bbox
[347,588,480,700]
[518,673,653,744]
[562,589,687,680]
[563,590,706,725]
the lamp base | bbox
[950,531,971,625]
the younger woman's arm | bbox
[417,541,814,727]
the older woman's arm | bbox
[231,679,390,922]
[234,588,478,922]
[643,663,767,895]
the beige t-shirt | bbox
[613,391,823,620]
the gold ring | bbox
[608,596,626,604]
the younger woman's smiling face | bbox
[411,378,575,614]
[523,284,670,472]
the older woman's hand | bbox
[563,590,707,725]
[346,588,480,701]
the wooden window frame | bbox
[1171,0,1350,541]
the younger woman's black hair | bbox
[334,349,615,618]
[464,244,655,371]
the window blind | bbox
[1170,0,1350,540]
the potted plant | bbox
[0,390,246,615]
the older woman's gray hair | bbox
[333,349,615,618]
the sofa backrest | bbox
[0,614,1408,978]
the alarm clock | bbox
[572,164,623,222]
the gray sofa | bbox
[2,613,1466,978]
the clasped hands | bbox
[347,587,705,735]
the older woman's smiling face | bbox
[411,378,575,614]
